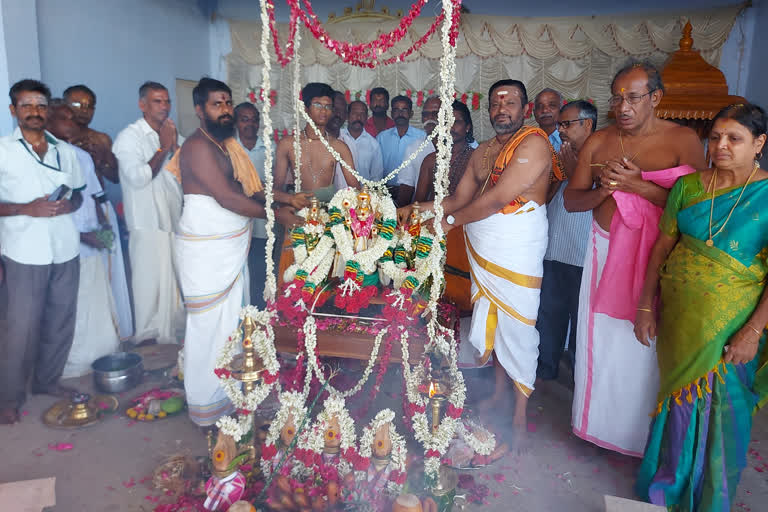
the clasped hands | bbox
[597,157,644,194]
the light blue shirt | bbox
[544,180,592,267]
[376,125,426,185]
[236,132,273,239]
[549,130,562,153]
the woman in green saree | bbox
[634,103,768,511]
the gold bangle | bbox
[637,307,653,313]
[746,324,763,337]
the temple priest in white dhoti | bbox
[400,80,564,449]
[167,78,303,427]
[113,81,185,345]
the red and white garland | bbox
[213,308,280,441]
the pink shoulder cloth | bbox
[592,165,695,321]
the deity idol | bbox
[350,186,375,252]
[204,432,247,511]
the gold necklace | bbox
[200,128,228,156]
[706,161,760,247]
[618,128,652,163]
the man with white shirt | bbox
[338,101,384,182]
[377,95,426,204]
[234,101,272,308]
[0,80,85,424]
[113,81,185,344]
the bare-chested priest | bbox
[274,82,359,201]
[401,79,563,451]
[173,78,303,426]
[564,61,706,457]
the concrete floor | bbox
[2,368,767,512]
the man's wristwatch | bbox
[446,214,455,225]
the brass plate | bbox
[42,394,119,429]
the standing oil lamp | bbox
[426,375,447,435]
[228,315,265,460]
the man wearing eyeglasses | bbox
[536,100,596,388]
[0,80,85,424]
[64,85,119,184]
[376,95,426,203]
[565,62,706,457]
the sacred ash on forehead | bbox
[496,90,509,96]
[20,94,48,105]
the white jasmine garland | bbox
[292,24,303,192]
[303,315,387,398]
[258,0,278,301]
[261,390,308,479]
[315,394,357,452]
[456,418,496,456]
[300,108,434,189]
[358,409,407,484]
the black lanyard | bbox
[18,139,62,172]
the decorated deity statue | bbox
[323,413,342,463]
[407,202,421,238]
[350,186,375,253]
[303,196,323,253]
[372,421,393,461]
[280,412,298,449]
[204,432,247,511]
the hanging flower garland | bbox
[259,0,278,301]
[246,87,278,106]
[455,418,496,457]
[291,23,303,192]
[357,409,408,496]
[300,107,434,189]
[303,315,388,399]
[285,0,432,67]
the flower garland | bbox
[300,107,434,188]
[287,0,430,67]
[291,22,303,192]
[328,187,397,291]
[259,0,278,301]
[213,309,280,440]
[303,315,386,399]
[400,322,466,479]
[297,395,362,477]
[455,418,496,457]
[261,390,308,479]
[357,409,408,495]
[246,87,278,106]
[265,0,299,66]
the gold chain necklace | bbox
[200,128,228,156]
[706,161,760,247]
[618,128,653,163]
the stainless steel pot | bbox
[91,352,143,394]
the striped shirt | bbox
[544,180,591,267]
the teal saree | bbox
[636,172,768,511]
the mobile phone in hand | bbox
[48,184,71,201]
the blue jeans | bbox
[535,259,582,380]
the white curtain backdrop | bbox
[225,7,741,141]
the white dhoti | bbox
[464,203,547,397]
[62,255,120,378]
[175,194,251,426]
[571,221,658,457]
[130,170,185,344]
[102,200,133,340]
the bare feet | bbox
[508,423,530,456]
[0,407,19,425]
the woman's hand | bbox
[633,309,656,347]
[723,324,762,365]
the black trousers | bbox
[0,255,79,408]
[247,237,268,309]
[535,259,583,380]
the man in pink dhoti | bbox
[563,62,706,457]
